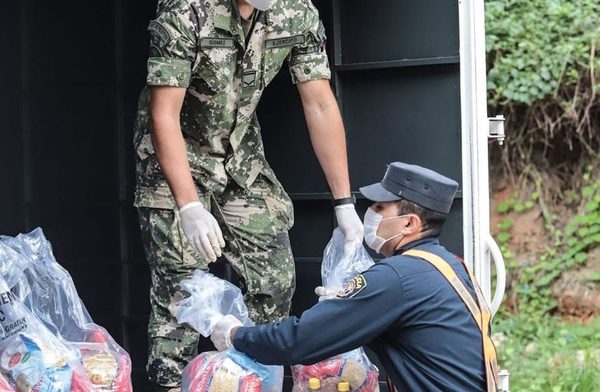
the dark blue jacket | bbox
[233,237,486,391]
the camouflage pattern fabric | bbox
[133,0,330,208]
[138,173,295,387]
[134,0,330,386]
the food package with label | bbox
[0,229,132,391]
[177,270,283,392]
[292,229,380,392]
[0,245,94,392]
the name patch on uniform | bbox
[200,37,235,48]
[265,35,305,49]
[337,274,367,299]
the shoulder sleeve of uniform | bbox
[287,0,331,84]
[146,4,201,87]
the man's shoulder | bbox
[268,0,320,32]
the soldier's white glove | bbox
[179,202,225,263]
[335,204,364,245]
[211,315,243,351]
[314,286,338,302]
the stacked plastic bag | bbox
[0,228,132,391]
[176,270,283,392]
[291,229,380,392]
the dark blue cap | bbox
[359,162,459,213]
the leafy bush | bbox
[486,0,600,105]
[486,0,600,187]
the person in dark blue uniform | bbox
[210,163,490,391]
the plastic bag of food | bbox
[176,270,283,392]
[291,350,379,392]
[292,229,379,392]
[182,350,283,392]
[0,229,132,392]
[0,245,94,392]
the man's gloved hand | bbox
[335,204,364,244]
[314,286,338,302]
[211,315,243,351]
[179,202,226,263]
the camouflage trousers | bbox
[137,173,296,387]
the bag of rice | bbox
[291,229,380,392]
[177,270,283,392]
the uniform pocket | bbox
[193,46,237,93]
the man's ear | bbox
[404,214,423,234]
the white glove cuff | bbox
[224,323,240,350]
[179,201,203,213]
[334,204,356,210]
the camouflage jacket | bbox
[133,0,331,208]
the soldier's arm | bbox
[146,7,200,207]
[231,264,404,365]
[150,87,199,207]
[286,0,350,199]
[298,80,351,199]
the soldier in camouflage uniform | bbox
[133,0,364,390]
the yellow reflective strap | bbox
[403,249,498,392]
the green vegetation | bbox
[486,1,600,389]
[495,316,600,392]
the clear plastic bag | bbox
[0,229,133,392]
[0,245,95,392]
[176,270,283,392]
[320,229,375,293]
[176,270,253,337]
[292,229,380,392]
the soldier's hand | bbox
[179,202,226,262]
[315,286,338,301]
[335,204,364,245]
[211,314,243,351]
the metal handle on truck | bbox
[485,233,506,316]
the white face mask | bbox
[245,0,278,11]
[363,208,408,254]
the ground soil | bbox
[491,185,600,320]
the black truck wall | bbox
[0,0,462,390]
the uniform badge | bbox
[336,274,367,299]
[243,70,257,89]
